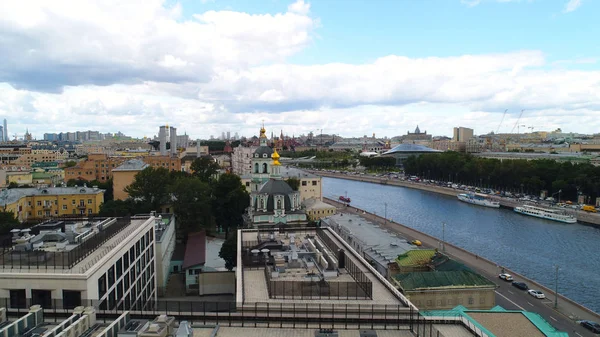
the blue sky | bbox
[0,0,599,139]
[187,0,599,67]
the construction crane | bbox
[510,110,526,133]
[528,126,535,133]
[496,109,508,134]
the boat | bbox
[339,196,351,203]
[457,193,500,208]
[514,204,577,224]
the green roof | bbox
[395,249,436,267]
[393,270,495,290]
[421,306,568,337]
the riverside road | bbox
[318,175,600,336]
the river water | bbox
[323,177,600,314]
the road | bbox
[326,199,599,337]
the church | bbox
[244,125,308,229]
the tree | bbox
[190,157,220,182]
[99,199,150,217]
[286,177,300,191]
[212,174,250,237]
[0,211,20,235]
[124,167,172,211]
[64,160,77,168]
[7,182,18,189]
[219,232,237,271]
[170,177,214,236]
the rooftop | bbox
[113,159,148,171]
[422,306,568,337]
[238,227,413,307]
[393,270,496,291]
[0,186,104,206]
[279,166,318,179]
[395,250,437,267]
[322,214,415,266]
[382,144,441,155]
[183,231,206,269]
[303,198,336,211]
[0,216,153,274]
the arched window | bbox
[262,199,266,209]
[262,163,268,173]
[254,163,259,173]
[277,199,282,209]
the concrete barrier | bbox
[324,197,600,321]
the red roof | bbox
[183,231,206,269]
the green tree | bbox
[212,174,250,238]
[0,211,20,235]
[99,199,150,217]
[170,177,214,236]
[64,160,77,168]
[124,167,172,211]
[286,177,300,191]
[190,157,220,182]
[219,232,237,271]
[7,182,18,189]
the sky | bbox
[1,0,599,140]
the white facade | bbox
[231,146,256,175]
[154,214,176,290]
[0,216,157,310]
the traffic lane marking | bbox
[528,302,534,307]
[550,316,557,321]
[575,332,583,337]
[495,291,525,311]
[507,290,514,294]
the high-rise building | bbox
[0,126,3,142]
[227,131,231,140]
[3,119,7,142]
[453,127,474,142]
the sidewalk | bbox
[324,198,600,323]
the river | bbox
[323,177,600,314]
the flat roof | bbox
[466,312,546,337]
[239,228,411,306]
[0,217,152,274]
[193,327,417,337]
[279,166,318,179]
[322,214,415,265]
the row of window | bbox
[27,208,93,217]
[301,180,319,186]
[28,199,93,207]
[98,229,155,310]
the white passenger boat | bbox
[514,204,577,224]
[457,193,500,208]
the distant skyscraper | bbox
[221,132,226,140]
[453,127,474,142]
[3,119,7,142]
[0,126,3,142]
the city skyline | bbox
[1,0,600,139]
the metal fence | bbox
[267,279,371,300]
[0,217,132,270]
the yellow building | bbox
[0,186,105,222]
[112,159,149,200]
[303,198,336,220]
[7,171,33,186]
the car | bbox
[528,290,545,299]
[512,281,528,290]
[580,320,600,333]
[499,273,513,281]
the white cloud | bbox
[564,0,582,12]
[1,0,599,139]
[0,0,316,92]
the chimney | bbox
[159,126,167,156]
[170,127,177,156]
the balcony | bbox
[77,204,86,209]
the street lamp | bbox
[554,265,559,309]
[441,222,446,252]
[384,203,388,225]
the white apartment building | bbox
[231,145,256,175]
[0,216,159,310]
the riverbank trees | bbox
[404,152,600,202]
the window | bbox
[37,201,42,206]
[302,181,307,186]
[116,258,123,279]
[468,297,474,305]
[62,205,67,210]
[72,200,75,205]
[88,199,92,204]
[98,274,107,298]
[88,209,92,214]
[108,266,115,286]
[37,211,42,216]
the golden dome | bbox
[259,126,267,138]
[272,148,281,166]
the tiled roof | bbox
[183,231,206,269]
[395,249,437,267]
[393,270,495,290]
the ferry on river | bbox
[514,205,577,224]
[457,193,500,208]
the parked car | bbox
[512,281,528,290]
[499,273,513,281]
[580,320,600,333]
[528,290,545,299]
